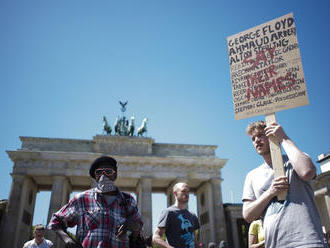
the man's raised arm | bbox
[265,123,316,181]
[152,227,173,248]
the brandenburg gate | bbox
[0,134,228,247]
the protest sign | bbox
[227,13,308,120]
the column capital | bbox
[10,173,26,181]
[138,176,153,182]
[137,177,152,192]
[51,176,72,189]
[52,175,67,180]
[209,177,222,184]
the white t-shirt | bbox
[23,238,53,248]
[242,156,326,248]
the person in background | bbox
[153,182,200,248]
[248,219,264,248]
[23,224,53,248]
[218,240,228,248]
[208,242,216,248]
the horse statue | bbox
[103,116,112,135]
[137,118,148,136]
[114,117,120,135]
[128,116,135,136]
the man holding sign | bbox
[242,120,325,247]
[227,12,326,247]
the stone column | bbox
[196,177,226,245]
[166,185,174,207]
[205,181,216,242]
[324,193,330,234]
[230,217,240,248]
[47,176,71,248]
[137,178,152,237]
[196,182,209,245]
[210,178,227,242]
[0,174,37,248]
[314,186,330,234]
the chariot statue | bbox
[102,101,148,137]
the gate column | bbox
[0,174,37,248]
[197,177,227,245]
[47,176,71,248]
[137,178,152,237]
[210,178,227,242]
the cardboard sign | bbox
[227,13,309,120]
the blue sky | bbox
[1,0,329,231]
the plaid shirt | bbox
[48,188,143,248]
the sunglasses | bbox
[95,168,116,177]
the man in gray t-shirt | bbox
[153,182,200,248]
[242,121,326,248]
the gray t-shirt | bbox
[243,156,326,248]
[158,205,200,248]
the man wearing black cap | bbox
[48,156,143,248]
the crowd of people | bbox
[22,121,327,247]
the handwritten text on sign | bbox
[227,13,309,120]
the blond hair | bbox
[246,121,266,136]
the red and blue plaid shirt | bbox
[48,188,143,248]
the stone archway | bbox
[0,135,227,248]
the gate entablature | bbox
[19,135,217,157]
[7,144,226,191]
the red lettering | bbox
[243,48,276,70]
[266,47,275,59]
[255,50,267,66]
[267,65,277,78]
[265,79,278,94]
[245,72,297,102]
[246,65,277,86]
[246,87,259,101]
[258,84,268,97]
[246,74,258,87]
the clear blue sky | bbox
[1,0,329,231]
